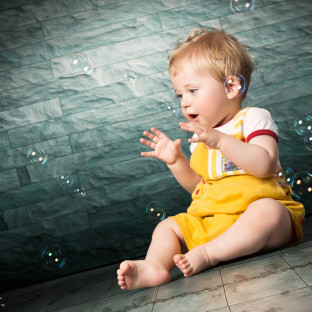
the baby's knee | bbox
[247,198,287,226]
[153,218,174,233]
[152,218,182,238]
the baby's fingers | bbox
[173,138,182,147]
[143,130,159,143]
[151,127,168,139]
[141,151,156,157]
[180,122,197,133]
[140,138,156,149]
[187,136,200,143]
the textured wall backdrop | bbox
[0,0,311,291]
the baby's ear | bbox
[224,74,245,99]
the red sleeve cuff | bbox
[247,130,278,143]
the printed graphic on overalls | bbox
[222,157,241,172]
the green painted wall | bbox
[0,0,311,290]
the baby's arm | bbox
[181,121,278,179]
[219,133,278,178]
[140,127,201,193]
[168,153,201,193]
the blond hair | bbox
[168,28,254,101]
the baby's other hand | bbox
[140,127,182,165]
[180,122,223,150]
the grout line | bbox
[219,268,230,308]
[228,286,311,310]
[281,255,310,287]
[151,286,159,311]
[90,298,100,312]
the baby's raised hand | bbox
[180,122,223,150]
[140,127,182,165]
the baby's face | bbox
[170,62,230,128]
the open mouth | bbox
[189,114,199,120]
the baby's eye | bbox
[190,89,197,94]
[176,94,182,99]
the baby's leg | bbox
[174,198,293,277]
[117,218,187,290]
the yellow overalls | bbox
[170,108,305,250]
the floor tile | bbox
[221,255,289,284]
[92,287,157,312]
[282,246,312,286]
[65,263,119,285]
[221,249,282,269]
[47,283,112,311]
[221,255,306,306]
[156,268,221,300]
[61,272,115,296]
[1,281,63,312]
[209,308,230,312]
[4,298,51,312]
[153,269,227,312]
[106,281,149,298]
[2,264,117,311]
[49,299,98,312]
[230,287,312,312]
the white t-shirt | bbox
[190,107,278,154]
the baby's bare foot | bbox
[173,244,212,277]
[117,260,171,290]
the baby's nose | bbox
[181,98,191,109]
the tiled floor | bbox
[2,215,312,312]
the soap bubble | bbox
[293,115,312,136]
[0,296,4,308]
[290,171,312,200]
[27,148,47,165]
[224,74,247,97]
[121,71,136,86]
[274,167,294,190]
[146,201,166,221]
[74,185,86,198]
[165,103,182,117]
[57,174,74,187]
[230,0,255,13]
[41,244,66,270]
[68,52,93,76]
[304,135,312,151]
[284,167,295,184]
[274,168,287,188]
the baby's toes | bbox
[178,257,188,265]
[179,259,190,270]
[118,278,128,289]
[183,266,193,277]
[117,270,124,279]
[173,254,184,265]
